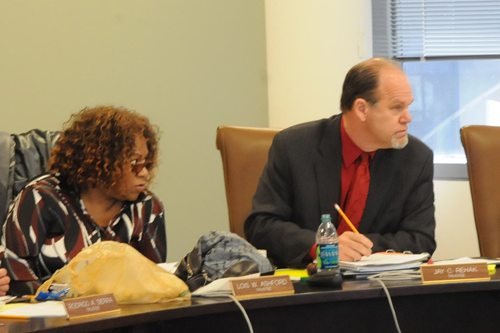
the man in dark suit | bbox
[245,58,436,268]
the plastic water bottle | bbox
[316,214,339,272]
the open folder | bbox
[340,252,430,275]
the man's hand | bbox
[0,268,10,296]
[339,232,373,262]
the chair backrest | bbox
[460,125,500,257]
[216,125,281,239]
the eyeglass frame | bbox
[130,159,151,174]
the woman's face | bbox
[106,134,150,202]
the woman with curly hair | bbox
[0,106,166,295]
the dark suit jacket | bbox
[245,114,436,268]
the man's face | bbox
[365,67,414,150]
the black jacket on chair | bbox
[0,129,60,222]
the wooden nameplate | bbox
[421,262,490,284]
[64,294,120,320]
[230,275,295,300]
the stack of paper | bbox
[340,253,430,276]
[0,301,67,319]
[433,257,500,266]
[192,273,261,296]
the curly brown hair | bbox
[49,106,160,190]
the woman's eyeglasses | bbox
[130,159,150,174]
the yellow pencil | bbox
[334,203,359,234]
[0,314,29,321]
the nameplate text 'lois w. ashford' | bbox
[230,275,294,300]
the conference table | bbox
[3,271,500,333]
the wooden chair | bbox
[216,125,281,239]
[461,125,500,257]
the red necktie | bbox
[338,152,370,235]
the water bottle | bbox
[316,214,339,272]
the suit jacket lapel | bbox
[315,115,342,225]
[359,148,396,233]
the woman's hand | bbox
[0,268,10,296]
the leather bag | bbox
[175,230,274,292]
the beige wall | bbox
[266,0,372,127]
[0,1,269,261]
[265,0,479,260]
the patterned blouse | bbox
[0,174,167,295]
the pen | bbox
[334,203,359,234]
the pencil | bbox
[0,314,29,321]
[334,203,359,234]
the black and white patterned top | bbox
[0,174,166,295]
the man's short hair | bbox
[340,58,398,112]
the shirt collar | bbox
[341,116,364,167]
[340,116,375,167]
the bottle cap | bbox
[321,214,331,221]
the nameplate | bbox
[421,262,490,284]
[230,275,295,300]
[63,294,120,319]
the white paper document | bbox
[340,252,430,274]
[192,273,261,296]
[157,262,179,274]
[0,301,67,318]
[434,257,500,265]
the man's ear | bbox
[353,98,369,122]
